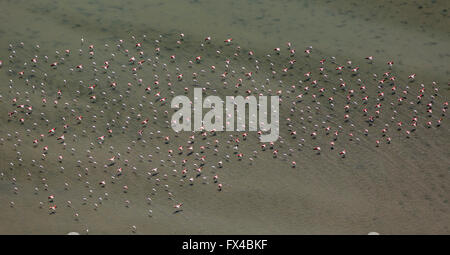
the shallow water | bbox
[1,0,449,79]
[0,0,449,234]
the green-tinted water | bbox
[0,0,449,234]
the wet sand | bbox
[0,0,449,234]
